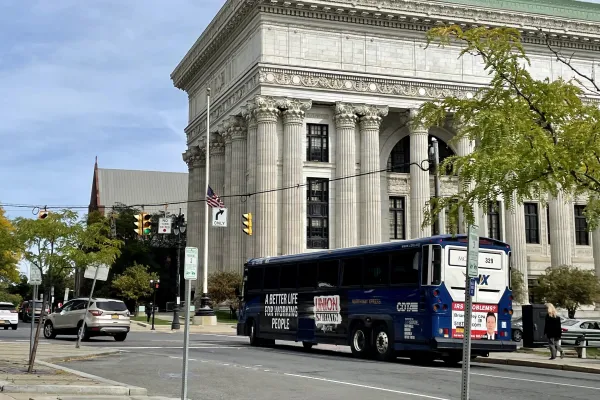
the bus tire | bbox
[302,341,314,350]
[373,324,395,362]
[248,320,261,346]
[350,324,371,358]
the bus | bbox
[236,234,517,364]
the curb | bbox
[0,381,130,396]
[38,348,122,364]
[476,357,600,374]
[36,360,148,395]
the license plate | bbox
[456,327,464,333]
[111,314,119,319]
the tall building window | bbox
[307,178,329,249]
[306,124,329,162]
[524,202,539,244]
[387,138,410,173]
[528,278,539,304]
[487,201,501,240]
[389,197,406,240]
[574,205,589,245]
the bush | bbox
[0,291,22,307]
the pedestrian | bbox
[544,303,564,360]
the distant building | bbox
[88,158,188,217]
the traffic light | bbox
[38,209,49,219]
[142,213,152,235]
[133,213,143,236]
[242,213,252,236]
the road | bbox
[2,322,599,400]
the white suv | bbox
[0,302,18,330]
[43,298,130,341]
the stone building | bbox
[172,0,600,311]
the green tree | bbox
[414,25,600,230]
[13,209,123,372]
[510,269,527,305]
[533,265,600,318]
[112,262,158,314]
[0,291,22,307]
[0,205,20,284]
[208,271,242,309]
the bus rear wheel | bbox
[373,324,395,362]
[350,324,371,358]
[249,320,260,346]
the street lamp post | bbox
[429,137,441,233]
[149,279,159,331]
[171,210,186,330]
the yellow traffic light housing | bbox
[38,209,49,220]
[242,213,252,236]
[133,213,143,236]
[142,213,152,235]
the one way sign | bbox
[212,208,227,228]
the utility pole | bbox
[171,210,186,330]
[429,137,441,234]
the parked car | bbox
[560,319,600,345]
[510,315,568,342]
[19,300,50,322]
[43,298,130,341]
[0,302,19,330]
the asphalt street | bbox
[2,322,600,400]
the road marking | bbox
[469,371,600,391]
[116,346,243,350]
[284,373,450,400]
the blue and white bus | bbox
[236,234,517,364]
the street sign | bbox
[158,217,172,234]
[212,207,227,227]
[29,265,42,285]
[469,278,476,296]
[84,264,109,281]
[184,247,198,280]
[467,224,479,278]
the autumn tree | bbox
[414,25,600,230]
[112,262,159,314]
[533,265,600,318]
[0,206,20,285]
[13,209,123,372]
[208,271,242,309]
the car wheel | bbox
[373,324,395,361]
[12,325,17,330]
[3,326,7,330]
[43,321,56,339]
[512,329,522,342]
[350,324,372,358]
[114,333,127,342]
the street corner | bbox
[477,354,600,375]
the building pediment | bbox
[171,0,600,91]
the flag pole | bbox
[197,87,215,320]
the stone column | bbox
[334,102,359,248]
[221,126,233,271]
[548,192,572,267]
[409,109,432,238]
[229,117,247,273]
[356,104,389,245]
[208,134,225,272]
[254,96,280,257]
[504,194,529,303]
[280,98,312,255]
[242,102,258,260]
[182,145,205,291]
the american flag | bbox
[206,186,225,208]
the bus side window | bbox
[317,260,339,288]
[298,262,317,289]
[247,267,264,292]
[432,245,442,285]
[280,263,298,290]
[341,257,362,287]
[264,265,280,291]
[364,253,389,286]
[390,250,419,285]
[421,246,430,286]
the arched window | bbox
[387,135,455,175]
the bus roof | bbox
[245,234,510,266]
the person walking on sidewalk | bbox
[544,303,564,360]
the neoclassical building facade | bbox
[173,0,600,311]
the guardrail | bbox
[561,332,600,359]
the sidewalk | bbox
[130,315,237,335]
[479,348,600,374]
[0,343,177,399]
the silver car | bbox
[43,297,131,341]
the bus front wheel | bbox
[373,324,395,362]
[249,320,260,346]
[350,325,371,358]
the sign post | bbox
[181,246,198,400]
[76,264,109,349]
[29,265,42,358]
[461,224,479,400]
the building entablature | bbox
[171,0,600,92]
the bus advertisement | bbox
[236,234,517,365]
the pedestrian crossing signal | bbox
[242,213,252,236]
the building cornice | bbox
[171,0,600,92]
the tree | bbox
[0,206,20,285]
[208,271,242,308]
[13,209,123,372]
[414,25,600,230]
[112,262,158,313]
[510,269,526,305]
[533,265,600,318]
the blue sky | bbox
[0,0,225,221]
